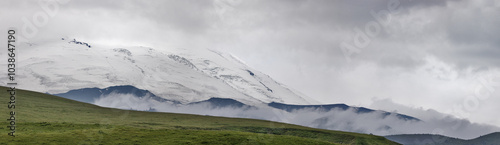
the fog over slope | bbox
[94,92,499,139]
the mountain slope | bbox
[468,132,500,145]
[188,97,254,109]
[53,85,177,104]
[6,39,315,105]
[385,132,500,145]
[0,86,399,144]
[268,102,420,121]
[52,85,420,124]
[385,134,465,145]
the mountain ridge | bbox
[54,85,422,123]
[0,86,400,144]
[385,132,500,145]
[268,102,421,121]
[8,38,313,106]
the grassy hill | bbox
[0,87,398,144]
[385,132,500,145]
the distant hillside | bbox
[53,85,179,104]
[0,86,399,144]
[468,132,500,145]
[188,97,255,109]
[385,132,500,145]
[268,102,420,121]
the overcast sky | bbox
[2,0,499,128]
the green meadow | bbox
[0,87,398,144]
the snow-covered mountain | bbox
[4,38,498,139]
[3,38,316,105]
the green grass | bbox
[0,87,399,144]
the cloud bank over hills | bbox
[94,91,499,139]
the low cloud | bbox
[94,92,156,111]
[95,93,500,139]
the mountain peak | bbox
[10,39,315,105]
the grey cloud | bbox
[235,0,450,29]
[436,5,500,69]
[65,0,214,34]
